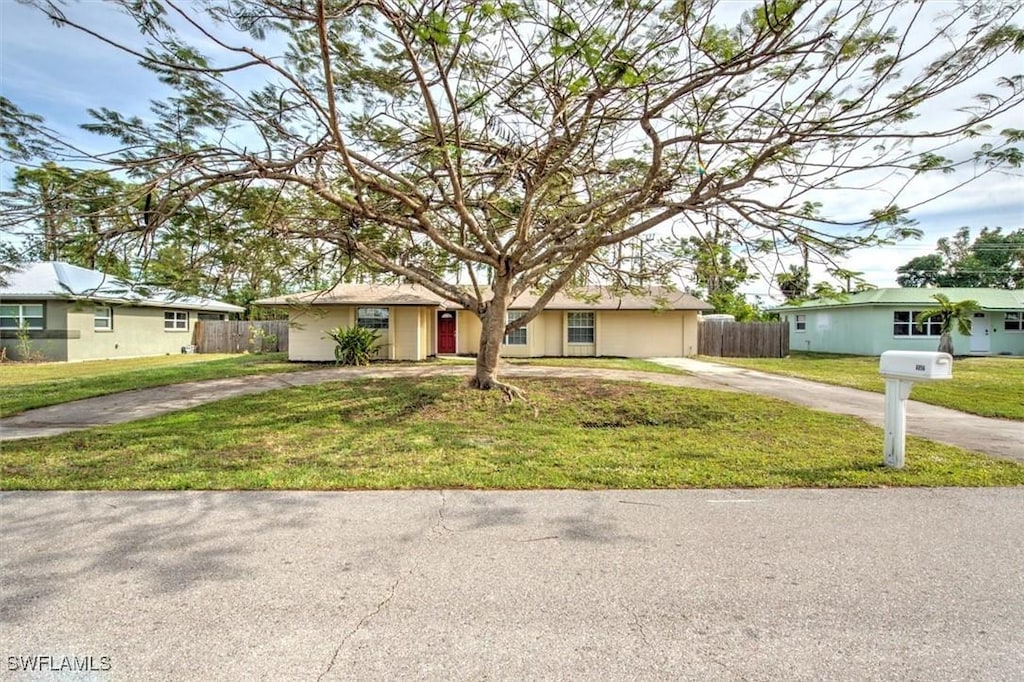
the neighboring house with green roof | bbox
[772,288,1024,356]
[1,262,244,361]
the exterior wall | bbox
[985,312,1024,356]
[288,305,436,362]
[597,310,695,357]
[65,304,198,361]
[454,309,699,358]
[783,308,885,355]
[2,300,244,362]
[420,308,433,359]
[288,307,354,361]
[681,311,700,357]
[286,304,708,362]
[782,307,1024,356]
[392,306,422,360]
[0,300,70,361]
[456,311,482,355]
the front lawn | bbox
[0,353,320,417]
[437,356,686,375]
[706,353,1024,420]
[510,357,685,375]
[3,377,1021,490]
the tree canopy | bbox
[896,226,1024,289]
[5,0,1024,389]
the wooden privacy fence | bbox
[193,320,289,354]
[699,320,789,358]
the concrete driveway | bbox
[2,489,1023,680]
[652,358,1023,462]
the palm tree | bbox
[915,294,980,356]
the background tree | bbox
[9,0,1024,392]
[896,227,1024,288]
[915,293,981,356]
[775,265,811,302]
[1,166,355,316]
[1,162,142,273]
[674,222,764,320]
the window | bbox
[504,311,527,345]
[94,306,113,331]
[893,310,941,337]
[795,314,806,332]
[0,303,44,330]
[1005,312,1024,332]
[164,311,189,330]
[567,311,595,344]
[357,307,389,330]
[197,312,225,321]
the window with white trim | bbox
[504,311,527,345]
[893,310,941,337]
[567,311,595,344]
[0,303,44,330]
[357,307,389,329]
[94,306,113,331]
[795,314,806,332]
[1005,312,1024,332]
[164,311,189,330]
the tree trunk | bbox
[469,276,523,400]
[937,333,954,356]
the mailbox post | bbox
[878,351,953,468]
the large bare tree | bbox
[11,0,1024,392]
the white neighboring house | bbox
[0,261,244,361]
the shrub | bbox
[248,326,277,354]
[325,326,380,365]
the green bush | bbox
[325,326,380,366]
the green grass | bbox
[3,377,1021,490]
[435,356,685,375]
[706,353,1024,420]
[509,357,686,375]
[0,353,320,417]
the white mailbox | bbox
[879,351,953,381]
[878,350,954,469]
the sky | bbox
[1,0,1022,302]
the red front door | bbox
[438,311,457,354]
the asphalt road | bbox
[2,489,1022,680]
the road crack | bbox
[629,608,650,648]
[432,490,453,535]
[317,577,400,680]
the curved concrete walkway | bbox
[1,360,1020,462]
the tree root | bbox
[468,376,527,403]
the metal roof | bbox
[772,287,1024,312]
[1,262,245,313]
[255,283,713,311]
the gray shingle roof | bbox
[1,262,245,313]
[255,283,713,311]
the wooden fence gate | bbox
[698,320,789,358]
[193,320,289,354]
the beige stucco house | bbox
[255,283,712,362]
[1,262,244,362]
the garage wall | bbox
[598,310,684,357]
